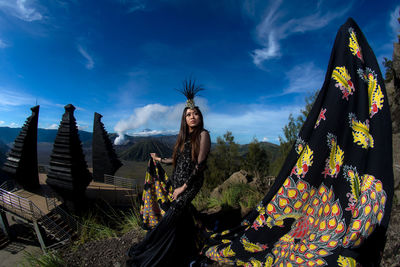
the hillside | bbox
[239,141,280,160]
[119,139,173,161]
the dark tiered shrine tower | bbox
[2,106,40,190]
[46,104,92,200]
[92,112,122,182]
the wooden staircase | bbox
[0,180,78,250]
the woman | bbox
[127,80,211,267]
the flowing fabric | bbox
[203,18,393,266]
[127,131,211,267]
[140,159,173,230]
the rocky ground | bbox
[381,203,400,267]
[60,230,145,267]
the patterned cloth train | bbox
[140,158,173,230]
[203,18,393,266]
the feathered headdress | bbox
[178,78,204,109]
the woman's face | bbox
[186,108,200,130]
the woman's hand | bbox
[172,184,187,200]
[150,153,161,162]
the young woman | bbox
[127,80,211,267]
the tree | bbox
[270,91,318,176]
[241,139,269,178]
[203,131,241,190]
[383,57,394,83]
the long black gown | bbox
[127,131,210,267]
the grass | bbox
[75,213,117,246]
[22,250,66,267]
[207,183,263,210]
[192,187,212,211]
[117,200,144,235]
[73,199,144,246]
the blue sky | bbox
[0,0,399,144]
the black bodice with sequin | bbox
[171,139,204,209]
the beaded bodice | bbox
[171,139,196,188]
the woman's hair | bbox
[172,106,204,165]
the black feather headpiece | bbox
[178,78,204,109]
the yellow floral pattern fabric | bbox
[203,18,392,267]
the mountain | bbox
[119,139,173,161]
[0,126,280,163]
[0,127,92,145]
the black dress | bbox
[127,131,210,267]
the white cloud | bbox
[45,123,58,130]
[262,137,268,142]
[250,1,351,67]
[114,103,176,144]
[206,104,302,144]
[0,39,8,48]
[284,62,324,94]
[0,0,43,22]
[77,44,94,70]
[129,129,178,137]
[0,120,4,125]
[0,89,35,108]
[0,87,61,111]
[77,124,89,131]
[113,98,303,144]
[251,31,280,64]
[117,0,145,13]
[389,6,400,41]
[9,122,19,128]
[113,98,207,145]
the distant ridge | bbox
[0,127,280,163]
[119,139,173,161]
[0,126,92,144]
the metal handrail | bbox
[104,174,137,189]
[43,189,60,211]
[0,180,18,192]
[53,206,79,233]
[0,188,70,242]
[29,202,71,242]
[0,188,32,218]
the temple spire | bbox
[46,104,92,200]
[2,106,40,190]
[92,112,122,182]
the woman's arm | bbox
[150,153,173,164]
